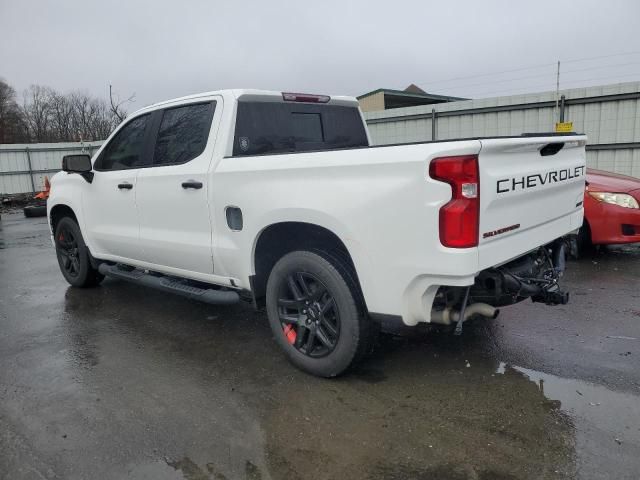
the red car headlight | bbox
[588,192,639,209]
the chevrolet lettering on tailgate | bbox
[497,165,586,194]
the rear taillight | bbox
[282,92,330,103]
[429,155,479,248]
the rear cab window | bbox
[233,99,368,156]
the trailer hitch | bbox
[532,289,570,305]
[522,240,570,305]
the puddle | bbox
[496,362,640,479]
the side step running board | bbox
[98,264,240,305]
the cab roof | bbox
[131,89,360,117]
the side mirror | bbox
[62,154,93,183]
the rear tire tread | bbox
[309,247,379,362]
[266,250,377,377]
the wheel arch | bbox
[251,221,364,308]
[49,203,78,234]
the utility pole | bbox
[554,60,561,128]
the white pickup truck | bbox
[48,89,587,377]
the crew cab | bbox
[48,89,587,377]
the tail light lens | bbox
[429,155,479,248]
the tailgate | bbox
[478,135,587,265]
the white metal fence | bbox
[0,141,103,195]
[364,81,640,177]
[2,81,639,194]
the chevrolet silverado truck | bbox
[48,89,587,377]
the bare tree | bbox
[0,79,17,130]
[69,91,93,141]
[23,85,55,142]
[109,84,135,123]
[49,91,74,141]
[0,78,29,143]
[15,81,126,143]
[88,99,117,140]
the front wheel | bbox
[54,217,104,287]
[266,250,374,377]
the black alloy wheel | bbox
[56,225,81,278]
[266,250,375,377]
[277,272,341,358]
[54,216,104,287]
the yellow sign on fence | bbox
[555,122,573,133]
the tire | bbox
[54,216,104,287]
[576,221,594,257]
[266,250,374,377]
[24,205,47,218]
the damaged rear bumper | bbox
[428,239,572,326]
[470,239,570,307]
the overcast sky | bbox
[1,0,640,109]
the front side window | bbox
[153,102,215,166]
[95,114,150,170]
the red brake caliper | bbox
[283,325,296,344]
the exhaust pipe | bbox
[431,302,499,325]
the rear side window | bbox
[233,102,368,156]
[95,114,150,170]
[153,102,215,166]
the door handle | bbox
[182,180,203,190]
[118,182,133,190]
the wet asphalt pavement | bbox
[1,212,639,480]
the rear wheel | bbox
[576,221,594,257]
[54,217,104,287]
[266,250,374,377]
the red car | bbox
[581,168,640,249]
